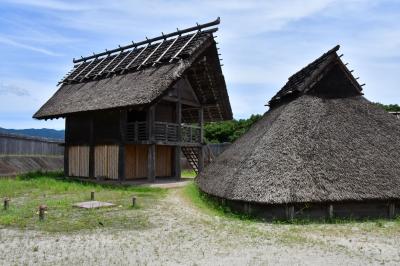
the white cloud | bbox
[0,35,61,56]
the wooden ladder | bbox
[181,146,199,174]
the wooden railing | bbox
[126,121,200,143]
[181,124,201,143]
[127,121,148,142]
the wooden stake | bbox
[39,205,47,221]
[91,191,95,201]
[4,198,9,210]
[132,196,136,207]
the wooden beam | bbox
[163,96,201,107]
[174,86,182,179]
[64,117,69,177]
[197,107,204,173]
[118,110,127,181]
[147,106,156,181]
[88,116,95,179]
[389,202,396,219]
[286,205,295,220]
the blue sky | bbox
[0,0,399,129]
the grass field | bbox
[1,175,400,264]
[0,172,166,232]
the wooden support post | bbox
[91,191,95,201]
[389,202,395,219]
[174,87,182,179]
[174,147,181,179]
[118,110,127,181]
[148,144,156,182]
[89,116,95,179]
[64,117,69,177]
[328,204,334,219]
[197,107,204,173]
[286,205,295,220]
[147,106,156,181]
[4,198,9,210]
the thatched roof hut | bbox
[197,45,400,220]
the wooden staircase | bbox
[181,147,199,174]
[181,145,215,174]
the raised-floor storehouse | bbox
[33,18,232,181]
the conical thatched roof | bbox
[197,46,400,205]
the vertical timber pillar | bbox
[147,105,156,182]
[174,88,182,179]
[389,202,395,219]
[197,107,204,173]
[88,115,95,179]
[286,205,295,220]
[118,110,127,181]
[64,117,69,177]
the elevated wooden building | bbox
[34,18,232,181]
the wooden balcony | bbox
[126,121,201,145]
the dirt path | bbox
[1,188,399,265]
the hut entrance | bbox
[125,144,173,179]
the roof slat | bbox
[137,40,164,70]
[169,31,199,62]
[152,36,179,66]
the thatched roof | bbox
[197,46,400,204]
[33,19,232,122]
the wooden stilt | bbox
[175,86,182,179]
[64,118,69,177]
[89,116,95,179]
[147,106,156,182]
[198,107,204,173]
[118,110,127,181]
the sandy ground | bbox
[1,189,399,266]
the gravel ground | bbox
[1,188,399,265]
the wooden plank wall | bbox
[125,144,148,179]
[68,146,89,177]
[0,133,63,155]
[156,146,172,177]
[94,145,119,179]
[125,145,173,179]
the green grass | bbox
[181,169,196,178]
[0,171,167,232]
[182,182,400,226]
[182,181,253,221]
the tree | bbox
[374,103,400,112]
[204,114,262,143]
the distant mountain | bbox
[0,127,65,140]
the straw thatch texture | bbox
[34,62,187,118]
[197,95,400,204]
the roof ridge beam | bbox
[74,17,220,64]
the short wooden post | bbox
[132,196,136,207]
[389,202,395,219]
[286,205,295,220]
[39,205,47,221]
[328,204,334,219]
[91,191,95,201]
[4,198,10,210]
